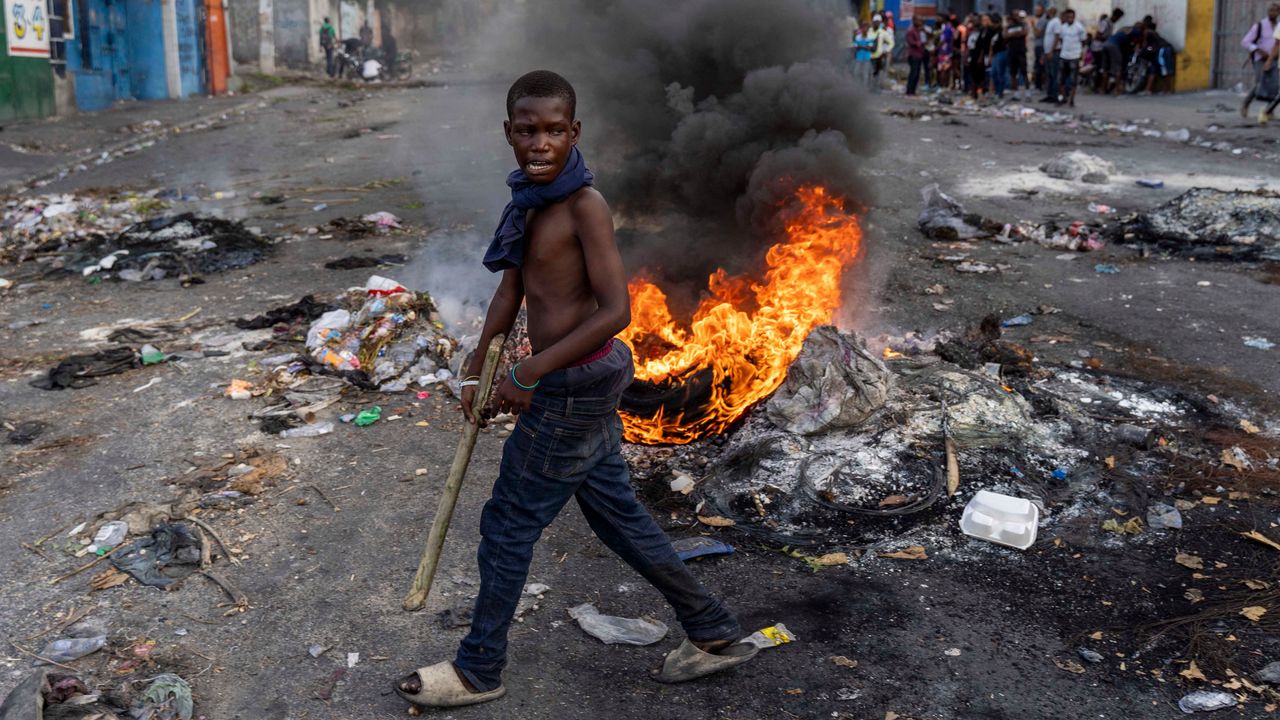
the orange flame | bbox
[619,186,862,444]
[882,348,905,360]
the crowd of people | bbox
[850,7,1176,107]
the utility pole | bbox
[259,0,275,74]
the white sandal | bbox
[394,661,507,708]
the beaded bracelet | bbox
[511,363,539,390]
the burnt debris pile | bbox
[629,320,1247,552]
[1116,188,1280,261]
[73,214,274,282]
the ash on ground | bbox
[626,322,1231,553]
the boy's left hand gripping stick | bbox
[403,334,506,611]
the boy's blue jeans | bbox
[454,342,741,691]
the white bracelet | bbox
[459,379,480,388]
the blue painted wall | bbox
[124,0,166,100]
[174,0,205,96]
[66,0,132,111]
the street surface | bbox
[2,75,1279,719]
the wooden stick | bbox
[185,515,241,566]
[942,399,960,497]
[945,438,960,497]
[7,640,80,671]
[403,334,505,611]
[198,570,248,610]
[48,548,116,586]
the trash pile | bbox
[918,184,1104,256]
[1,190,276,283]
[1116,188,1280,261]
[72,214,273,282]
[1040,151,1114,184]
[895,97,1279,162]
[301,275,455,391]
[671,322,1215,548]
[222,275,459,434]
[0,191,168,264]
[0,667,194,720]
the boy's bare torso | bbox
[522,187,602,355]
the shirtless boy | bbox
[395,70,756,709]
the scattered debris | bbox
[879,546,928,561]
[1077,648,1103,664]
[765,327,892,435]
[918,184,987,240]
[137,673,194,720]
[742,624,796,649]
[110,523,203,588]
[1117,188,1280,261]
[671,536,735,562]
[961,491,1039,550]
[1040,151,1114,183]
[34,635,106,665]
[30,347,139,390]
[324,254,409,270]
[567,603,668,646]
[235,295,336,330]
[1177,690,1237,714]
[1146,503,1182,530]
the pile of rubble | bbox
[1,192,276,284]
[631,321,1227,551]
[1117,188,1280,262]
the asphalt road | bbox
[2,78,1279,719]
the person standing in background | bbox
[1090,9,1122,92]
[1032,5,1051,91]
[906,16,927,96]
[1242,4,1280,123]
[970,13,996,100]
[870,14,895,94]
[937,16,957,92]
[853,21,877,92]
[1040,7,1062,103]
[320,17,337,78]
[990,13,1010,100]
[1054,8,1088,106]
[1005,10,1030,102]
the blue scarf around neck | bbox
[483,146,594,272]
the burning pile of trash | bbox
[649,320,1220,550]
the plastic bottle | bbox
[88,521,129,555]
[279,421,335,438]
[139,344,166,365]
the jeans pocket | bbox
[542,418,599,480]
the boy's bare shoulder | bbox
[567,186,610,216]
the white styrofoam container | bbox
[960,490,1040,550]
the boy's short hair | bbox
[506,70,577,120]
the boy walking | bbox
[395,70,753,710]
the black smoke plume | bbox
[479,0,877,283]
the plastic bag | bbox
[567,603,668,646]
